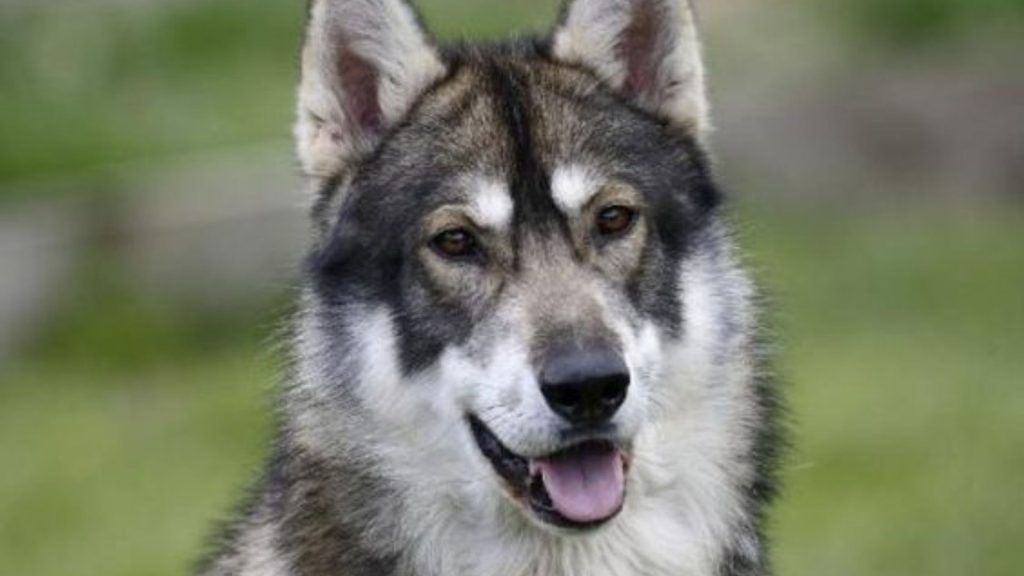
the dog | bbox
[199,1,781,574]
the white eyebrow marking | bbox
[468,178,514,230]
[551,164,601,215]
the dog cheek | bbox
[345,307,433,428]
[620,321,666,425]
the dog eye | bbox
[431,228,478,259]
[595,206,637,237]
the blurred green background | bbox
[1,1,1022,575]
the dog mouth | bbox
[468,416,627,529]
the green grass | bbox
[0,1,301,184]
[1,205,1021,575]
[0,353,273,576]
[740,204,1024,575]
[818,0,1024,47]
[0,269,284,576]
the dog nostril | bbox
[599,378,628,408]
[539,346,630,425]
[544,386,582,412]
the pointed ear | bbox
[552,0,709,138]
[296,0,446,180]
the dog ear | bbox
[296,0,446,180]
[552,0,709,138]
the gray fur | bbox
[199,1,781,575]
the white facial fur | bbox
[467,177,514,231]
[550,164,602,216]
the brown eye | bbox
[596,205,636,237]
[431,228,478,259]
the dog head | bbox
[292,0,745,534]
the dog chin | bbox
[468,416,631,531]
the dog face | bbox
[295,0,734,533]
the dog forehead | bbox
[409,56,600,152]
[360,52,662,225]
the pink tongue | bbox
[535,446,624,523]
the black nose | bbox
[540,344,630,425]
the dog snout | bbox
[539,343,630,426]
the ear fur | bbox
[552,0,709,138]
[296,0,446,180]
